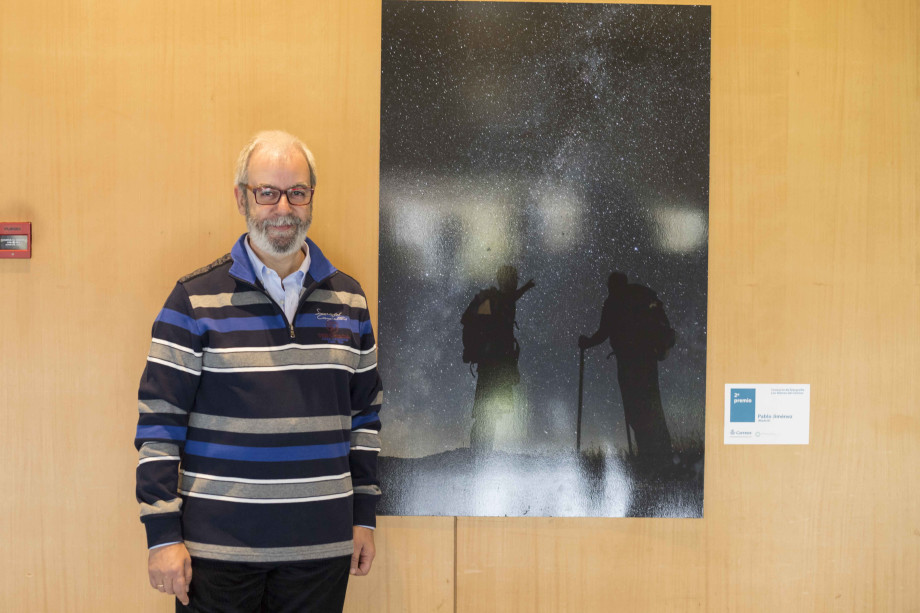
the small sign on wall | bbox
[724,384,810,444]
[1,222,31,259]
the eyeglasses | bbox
[242,184,315,206]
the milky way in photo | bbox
[378,1,710,471]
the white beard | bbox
[246,212,311,257]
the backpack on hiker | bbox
[461,289,520,373]
[630,285,676,360]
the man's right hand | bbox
[148,542,192,606]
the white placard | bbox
[724,384,810,444]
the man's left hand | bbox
[350,526,376,576]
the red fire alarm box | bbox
[1,222,31,259]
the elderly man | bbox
[134,130,382,612]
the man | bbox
[579,272,674,463]
[135,131,382,612]
[461,265,535,452]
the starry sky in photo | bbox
[379,1,710,459]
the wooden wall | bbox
[0,0,916,611]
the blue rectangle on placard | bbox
[730,388,756,422]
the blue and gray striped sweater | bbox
[135,234,382,563]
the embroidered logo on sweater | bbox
[316,310,352,345]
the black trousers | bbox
[176,555,351,613]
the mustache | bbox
[258,215,303,229]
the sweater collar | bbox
[229,233,337,287]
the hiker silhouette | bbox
[579,272,675,463]
[461,265,535,452]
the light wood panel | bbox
[458,517,706,612]
[345,517,455,613]
[1,0,917,611]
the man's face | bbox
[235,146,313,257]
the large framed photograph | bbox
[378,1,710,518]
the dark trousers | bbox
[176,555,351,613]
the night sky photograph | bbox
[378,1,710,518]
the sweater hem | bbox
[185,539,354,563]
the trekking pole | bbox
[626,418,635,457]
[576,347,585,452]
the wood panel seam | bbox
[453,516,458,613]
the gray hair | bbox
[234,130,317,188]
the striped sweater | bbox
[134,234,382,563]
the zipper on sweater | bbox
[280,274,338,339]
[264,293,296,339]
[288,272,338,337]
[228,271,338,341]
[227,275,297,339]
[273,299,296,339]
[268,302,296,339]
[260,284,296,339]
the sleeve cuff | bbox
[143,515,183,549]
[353,494,378,529]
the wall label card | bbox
[724,384,810,445]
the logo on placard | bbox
[730,388,756,422]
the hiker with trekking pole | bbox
[578,272,676,465]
